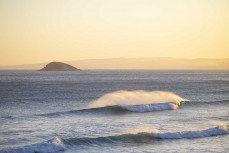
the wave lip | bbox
[0,137,65,153]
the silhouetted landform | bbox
[1,58,229,70]
[40,62,80,71]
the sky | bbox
[0,0,229,66]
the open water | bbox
[0,70,228,153]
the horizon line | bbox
[1,57,229,67]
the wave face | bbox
[2,125,228,153]
[89,90,187,108]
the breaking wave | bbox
[38,90,188,117]
[1,125,228,153]
[39,99,229,117]
[63,125,229,145]
[84,101,188,113]
[35,100,229,119]
[87,90,188,112]
[40,102,188,118]
[89,90,188,108]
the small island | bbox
[40,62,80,71]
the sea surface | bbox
[0,70,228,153]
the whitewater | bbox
[0,70,228,153]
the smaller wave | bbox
[63,125,229,146]
[1,125,228,153]
[0,138,65,153]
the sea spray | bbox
[89,90,188,109]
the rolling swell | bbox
[1,125,228,153]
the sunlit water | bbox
[0,70,228,153]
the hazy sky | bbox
[1,0,229,65]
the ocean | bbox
[0,70,228,153]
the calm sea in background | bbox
[0,70,228,153]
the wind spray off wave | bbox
[89,90,188,112]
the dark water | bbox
[0,70,228,153]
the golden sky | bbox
[1,0,229,66]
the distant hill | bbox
[0,58,229,70]
[40,62,80,71]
